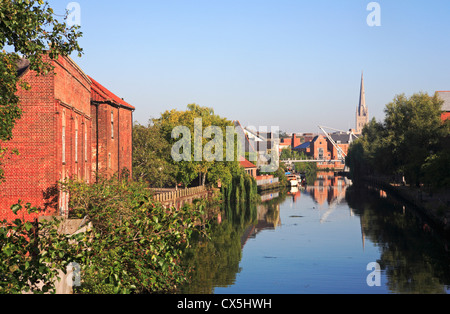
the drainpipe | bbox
[118,106,120,177]
[96,103,99,183]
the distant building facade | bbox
[290,132,356,170]
[0,56,134,221]
[436,91,450,121]
[239,158,258,178]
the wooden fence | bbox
[152,186,207,203]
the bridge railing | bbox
[281,159,345,163]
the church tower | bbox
[356,72,369,134]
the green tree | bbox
[384,93,444,185]
[132,122,177,188]
[154,104,240,188]
[346,118,389,178]
[0,0,83,182]
[347,92,449,188]
[280,149,309,161]
[421,120,450,190]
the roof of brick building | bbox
[89,76,135,110]
[239,158,257,169]
[16,58,31,78]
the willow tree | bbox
[154,104,240,188]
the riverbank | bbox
[360,176,450,235]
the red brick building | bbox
[90,77,134,179]
[239,158,258,178]
[0,56,134,221]
[292,132,355,170]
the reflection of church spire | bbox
[360,214,366,251]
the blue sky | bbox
[49,0,450,133]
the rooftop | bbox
[294,142,311,150]
[16,58,30,78]
[330,132,357,144]
[239,158,257,169]
[89,76,135,110]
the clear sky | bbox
[49,0,450,134]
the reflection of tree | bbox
[346,186,450,294]
[179,221,243,294]
[180,189,288,294]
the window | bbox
[318,148,324,160]
[84,124,88,162]
[108,153,112,169]
[62,110,66,164]
[75,117,78,163]
[111,111,114,139]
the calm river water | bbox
[180,173,450,294]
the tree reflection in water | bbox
[179,189,286,294]
[346,185,450,294]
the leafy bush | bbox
[65,177,206,294]
[0,203,86,294]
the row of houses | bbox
[0,56,134,221]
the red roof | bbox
[88,76,135,110]
[239,158,257,169]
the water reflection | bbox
[242,192,282,249]
[347,185,450,294]
[179,189,285,294]
[287,172,350,207]
[180,173,450,294]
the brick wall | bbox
[310,135,330,160]
[0,56,92,220]
[119,107,133,176]
[90,77,134,179]
[0,69,56,220]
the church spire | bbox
[356,71,369,134]
[359,71,366,114]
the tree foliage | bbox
[132,122,177,188]
[0,202,87,294]
[66,177,206,294]
[346,92,450,189]
[136,104,242,189]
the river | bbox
[180,172,450,294]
